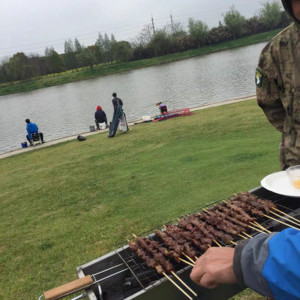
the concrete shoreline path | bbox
[0,95,255,160]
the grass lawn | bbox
[0,99,280,299]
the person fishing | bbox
[156,102,168,115]
[94,105,107,130]
[25,119,44,145]
[108,92,125,138]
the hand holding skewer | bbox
[190,247,237,289]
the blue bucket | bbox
[21,142,28,148]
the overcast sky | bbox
[0,0,266,60]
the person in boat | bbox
[156,102,168,115]
[94,105,107,130]
[25,119,44,145]
[108,92,124,138]
[256,0,300,170]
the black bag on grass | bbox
[77,135,86,141]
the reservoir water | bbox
[0,42,266,154]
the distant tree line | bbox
[0,1,291,84]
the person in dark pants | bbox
[25,119,44,145]
[108,92,123,138]
[95,105,107,130]
[156,102,168,115]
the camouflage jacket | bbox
[256,22,300,169]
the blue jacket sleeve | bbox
[26,124,32,140]
[233,228,300,300]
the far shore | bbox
[0,95,255,160]
[0,29,282,97]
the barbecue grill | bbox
[41,187,300,300]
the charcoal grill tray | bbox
[76,187,300,300]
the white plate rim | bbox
[261,171,300,198]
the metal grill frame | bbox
[76,186,300,300]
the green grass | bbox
[0,29,282,96]
[0,99,280,299]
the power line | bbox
[0,5,261,59]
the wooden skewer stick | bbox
[253,221,272,234]
[248,225,266,234]
[272,207,300,225]
[163,272,193,300]
[249,222,271,234]
[242,232,252,238]
[213,239,222,247]
[263,214,300,231]
[270,211,300,227]
[171,271,198,297]
[194,256,199,260]
[132,233,137,238]
[230,241,237,246]
[179,258,194,267]
[238,234,248,240]
[182,252,196,264]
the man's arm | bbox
[190,228,300,300]
[256,43,285,133]
[26,125,32,140]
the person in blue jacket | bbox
[25,119,44,145]
[190,228,300,300]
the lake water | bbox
[0,42,266,154]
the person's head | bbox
[96,105,102,111]
[282,0,300,22]
[156,102,162,106]
[291,0,300,20]
[25,119,30,124]
[112,92,117,97]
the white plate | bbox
[261,171,300,197]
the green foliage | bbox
[0,2,292,85]
[188,18,209,47]
[46,49,64,73]
[260,0,283,29]
[111,41,133,62]
[223,6,246,38]
[0,100,280,300]
[149,29,172,56]
[0,29,282,96]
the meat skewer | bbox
[129,237,197,298]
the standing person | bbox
[156,102,168,115]
[108,92,124,138]
[190,228,300,299]
[94,105,107,130]
[256,0,300,170]
[25,119,44,145]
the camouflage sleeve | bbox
[256,43,284,133]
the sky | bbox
[0,0,266,60]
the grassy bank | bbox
[0,29,282,96]
[0,99,280,299]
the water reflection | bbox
[0,42,265,154]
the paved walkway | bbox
[0,95,255,160]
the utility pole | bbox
[151,16,156,35]
[170,14,174,34]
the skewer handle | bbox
[44,275,93,300]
